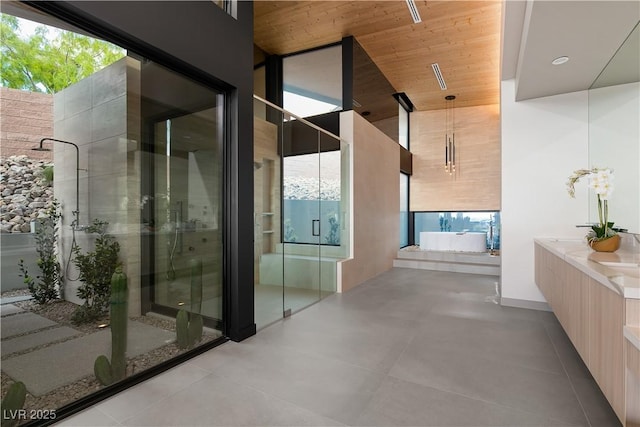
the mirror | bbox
[588,22,640,234]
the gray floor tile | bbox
[414,312,565,375]
[205,340,385,425]
[389,334,587,425]
[96,362,212,423]
[544,321,593,381]
[55,407,121,426]
[356,375,581,426]
[571,376,621,427]
[250,305,417,373]
[122,373,345,426]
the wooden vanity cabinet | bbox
[534,243,625,423]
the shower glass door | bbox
[253,96,341,329]
[148,99,224,328]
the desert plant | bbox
[284,219,297,243]
[41,165,53,186]
[18,200,61,304]
[1,381,26,427]
[324,213,340,245]
[94,267,128,386]
[72,219,120,324]
[176,259,204,350]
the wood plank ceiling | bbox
[254,0,502,112]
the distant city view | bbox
[414,212,501,249]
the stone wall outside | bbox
[0,87,53,161]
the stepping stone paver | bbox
[1,321,175,396]
[0,295,33,304]
[1,312,57,339]
[2,326,80,356]
[0,304,24,316]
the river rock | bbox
[1,156,54,233]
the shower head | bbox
[33,138,54,152]
[254,161,263,170]
[34,138,81,225]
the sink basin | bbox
[597,261,640,268]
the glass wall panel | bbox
[0,14,225,423]
[283,45,342,118]
[414,211,501,250]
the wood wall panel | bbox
[410,104,500,211]
[339,112,399,292]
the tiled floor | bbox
[57,268,620,426]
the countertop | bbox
[534,237,639,299]
[534,237,640,351]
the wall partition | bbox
[253,96,348,329]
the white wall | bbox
[501,79,589,306]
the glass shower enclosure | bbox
[253,95,347,329]
[141,65,225,330]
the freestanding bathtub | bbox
[419,231,487,253]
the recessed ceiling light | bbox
[431,63,447,90]
[405,0,421,24]
[552,56,570,65]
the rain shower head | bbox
[35,138,81,226]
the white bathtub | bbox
[419,231,487,253]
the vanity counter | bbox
[534,237,639,299]
[534,237,640,425]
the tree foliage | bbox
[1,14,125,94]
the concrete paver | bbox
[0,304,24,316]
[2,326,81,356]
[1,312,57,339]
[1,321,175,396]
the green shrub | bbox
[18,200,61,304]
[72,219,120,324]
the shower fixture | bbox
[32,138,81,228]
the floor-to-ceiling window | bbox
[0,11,229,424]
[142,64,226,332]
[397,96,412,248]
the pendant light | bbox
[444,95,456,175]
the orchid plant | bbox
[566,168,616,242]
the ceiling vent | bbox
[405,0,422,24]
[431,63,447,90]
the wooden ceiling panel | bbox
[254,0,502,111]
